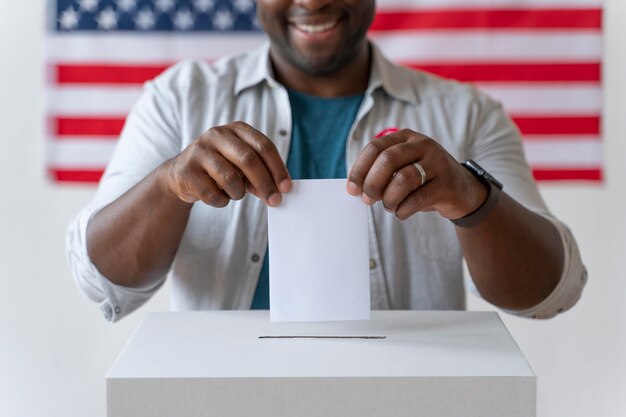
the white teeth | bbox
[295,21,337,33]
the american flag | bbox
[46,0,603,183]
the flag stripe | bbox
[523,139,602,166]
[47,139,117,165]
[51,115,603,137]
[54,117,126,137]
[520,134,600,142]
[47,32,603,63]
[378,0,603,9]
[48,169,106,183]
[47,137,602,167]
[477,84,602,115]
[46,34,266,62]
[56,64,169,84]
[532,168,602,181]
[47,168,603,183]
[48,84,603,116]
[407,63,601,83]
[513,116,601,135]
[371,32,602,62]
[370,9,602,31]
[54,62,601,85]
[47,87,143,114]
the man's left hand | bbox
[347,129,488,221]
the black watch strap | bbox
[450,160,503,228]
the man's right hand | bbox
[159,121,292,207]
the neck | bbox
[270,43,371,98]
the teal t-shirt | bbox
[250,89,364,309]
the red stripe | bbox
[48,167,602,183]
[409,62,601,83]
[512,116,601,135]
[56,64,171,85]
[48,168,104,183]
[54,117,126,137]
[56,62,601,85]
[52,116,601,138]
[532,168,602,181]
[371,9,602,31]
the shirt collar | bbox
[367,42,420,105]
[234,41,421,106]
[234,42,276,95]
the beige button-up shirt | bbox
[66,43,586,322]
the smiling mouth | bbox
[291,20,340,33]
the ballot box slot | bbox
[258,335,386,340]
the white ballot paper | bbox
[268,179,370,322]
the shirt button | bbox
[369,258,377,270]
[278,129,288,136]
[251,253,260,262]
[114,306,121,314]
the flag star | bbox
[173,9,195,31]
[233,0,254,13]
[193,0,215,13]
[96,6,118,30]
[212,9,234,30]
[59,6,80,30]
[251,14,261,29]
[135,7,156,30]
[155,0,175,13]
[78,0,99,13]
[116,0,137,13]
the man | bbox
[66,0,586,322]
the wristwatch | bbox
[450,160,503,228]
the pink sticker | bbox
[375,128,399,138]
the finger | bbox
[381,163,426,213]
[395,181,440,220]
[243,179,287,206]
[210,127,282,206]
[347,132,409,196]
[361,141,427,203]
[198,153,246,201]
[243,176,261,200]
[181,169,230,208]
[231,122,292,193]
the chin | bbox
[290,50,354,76]
[297,60,343,76]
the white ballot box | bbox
[107,311,535,417]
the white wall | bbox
[0,2,623,416]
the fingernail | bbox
[362,194,374,206]
[383,205,393,213]
[347,181,359,195]
[268,193,282,207]
[279,179,292,193]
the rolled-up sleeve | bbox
[65,63,189,322]
[503,216,587,319]
[66,201,165,322]
[465,93,587,319]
